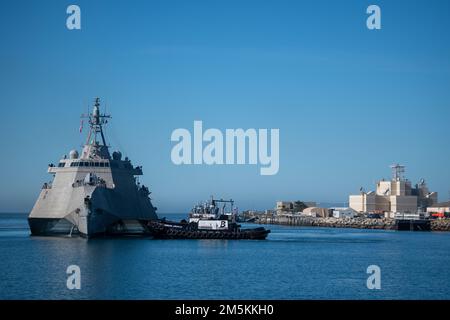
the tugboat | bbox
[147,197,270,240]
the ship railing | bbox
[42,182,52,189]
[137,184,150,196]
[72,180,108,188]
[133,166,143,175]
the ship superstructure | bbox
[28,98,158,237]
[188,197,237,230]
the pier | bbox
[394,219,431,231]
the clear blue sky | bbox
[0,0,449,213]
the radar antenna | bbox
[81,98,111,146]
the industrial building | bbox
[426,201,450,218]
[302,207,330,218]
[331,207,356,219]
[349,164,438,214]
[276,201,316,214]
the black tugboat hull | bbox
[147,220,270,240]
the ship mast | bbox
[82,98,111,146]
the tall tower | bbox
[390,163,405,181]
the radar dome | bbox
[69,150,79,159]
[112,151,122,160]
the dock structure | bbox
[394,212,431,231]
[394,219,431,231]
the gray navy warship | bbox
[28,98,158,237]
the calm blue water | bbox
[1,213,450,300]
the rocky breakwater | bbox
[256,215,450,231]
[257,215,396,230]
[431,219,450,231]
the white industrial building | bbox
[349,164,438,214]
[302,207,329,218]
[276,201,316,214]
[331,207,356,219]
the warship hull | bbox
[28,217,151,237]
[29,185,157,237]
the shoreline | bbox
[252,215,450,232]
